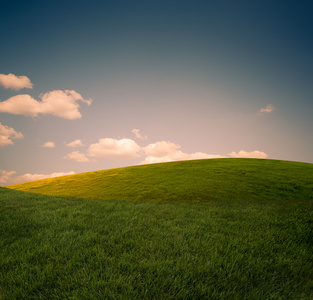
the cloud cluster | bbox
[0,122,23,148]
[42,141,55,148]
[1,127,270,185]
[228,150,268,159]
[0,169,75,186]
[0,73,33,90]
[87,138,141,158]
[66,139,84,147]
[64,137,225,164]
[64,151,89,162]
[0,90,92,119]
[141,141,225,164]
[0,170,17,185]
[64,135,269,165]
[132,128,147,140]
[259,104,274,114]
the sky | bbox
[1,0,313,185]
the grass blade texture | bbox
[1,158,313,299]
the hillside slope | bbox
[2,160,313,299]
[7,158,313,202]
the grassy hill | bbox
[1,158,313,299]
[7,158,313,202]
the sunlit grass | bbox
[7,158,313,203]
[1,158,313,298]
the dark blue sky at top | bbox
[2,0,313,81]
[2,0,312,123]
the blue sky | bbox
[1,0,313,185]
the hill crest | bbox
[6,158,313,202]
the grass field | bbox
[1,158,313,299]
[7,158,313,203]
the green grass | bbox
[7,158,313,203]
[1,158,313,299]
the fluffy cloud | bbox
[42,141,55,148]
[141,141,225,164]
[86,138,225,163]
[18,171,76,183]
[259,104,274,114]
[64,151,89,162]
[0,90,92,119]
[0,73,33,90]
[228,150,268,159]
[39,90,92,119]
[143,141,180,157]
[0,170,17,185]
[132,128,147,140]
[0,170,75,186]
[0,94,40,116]
[0,122,24,148]
[66,139,84,147]
[88,138,141,158]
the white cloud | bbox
[0,122,24,148]
[259,104,274,114]
[87,138,141,158]
[0,90,92,119]
[143,141,180,157]
[64,151,89,162]
[132,128,147,140]
[19,171,76,183]
[0,170,17,185]
[141,141,225,164]
[42,141,55,148]
[66,139,84,147]
[39,90,92,119]
[0,73,33,90]
[228,150,268,159]
[0,94,40,117]
[0,169,75,186]
[85,138,223,163]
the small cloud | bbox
[0,169,75,186]
[0,122,23,148]
[87,138,140,158]
[0,90,92,119]
[143,141,180,157]
[19,171,76,183]
[141,153,225,164]
[259,104,274,114]
[64,151,89,162]
[132,128,147,140]
[0,170,17,185]
[42,141,55,148]
[140,141,225,164]
[0,73,33,90]
[66,139,84,147]
[228,150,268,159]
